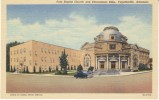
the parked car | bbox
[74,71,88,78]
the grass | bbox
[8,70,77,76]
[67,72,76,76]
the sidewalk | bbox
[8,70,152,77]
[93,70,152,77]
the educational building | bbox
[10,26,150,72]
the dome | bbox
[97,26,127,42]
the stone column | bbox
[116,62,118,70]
[119,55,120,70]
[104,61,107,70]
[128,57,130,67]
[107,54,109,70]
[121,62,122,70]
[125,62,127,69]
[98,61,100,70]
[96,56,98,70]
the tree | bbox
[77,64,83,72]
[26,66,29,73]
[74,66,76,70]
[33,66,36,73]
[49,66,51,72]
[39,67,42,73]
[13,66,16,72]
[67,66,70,70]
[150,64,152,70]
[6,41,22,72]
[59,49,69,74]
[10,66,13,72]
[23,67,26,73]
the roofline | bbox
[10,40,80,51]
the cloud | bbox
[7,13,152,56]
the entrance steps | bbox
[93,69,120,75]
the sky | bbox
[7,4,152,56]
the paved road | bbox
[7,72,152,93]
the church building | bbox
[10,26,150,72]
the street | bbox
[7,72,152,93]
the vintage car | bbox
[74,71,88,78]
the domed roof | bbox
[97,26,127,42]
[103,26,119,31]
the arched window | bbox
[84,54,91,67]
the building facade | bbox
[10,26,150,72]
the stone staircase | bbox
[93,69,120,75]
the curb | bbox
[8,71,152,77]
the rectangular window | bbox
[109,44,116,50]
[29,60,32,65]
[20,49,22,54]
[24,57,26,62]
[41,57,43,62]
[35,51,37,56]
[41,48,43,53]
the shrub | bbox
[133,70,138,72]
[49,66,51,72]
[74,66,76,70]
[55,71,62,75]
[13,66,16,72]
[77,64,83,72]
[33,66,36,73]
[67,66,70,70]
[56,66,58,71]
[23,67,26,73]
[10,66,12,72]
[88,66,94,71]
[39,67,42,73]
[71,66,73,70]
[26,66,29,73]
[138,63,149,71]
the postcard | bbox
[1,0,158,99]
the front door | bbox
[111,61,116,69]
[100,61,104,69]
[122,62,125,69]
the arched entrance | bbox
[111,61,116,69]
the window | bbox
[35,51,37,56]
[50,58,52,63]
[24,48,26,53]
[41,57,43,62]
[109,44,116,50]
[111,36,115,40]
[30,51,32,56]
[35,60,37,66]
[17,50,19,54]
[29,60,32,65]
[20,49,22,54]
[84,55,90,67]
[24,57,26,62]
[41,48,43,53]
